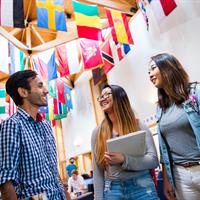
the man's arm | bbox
[0,181,17,200]
[0,119,20,200]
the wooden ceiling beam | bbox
[25,0,33,25]
[26,26,31,49]
[0,71,9,83]
[31,25,45,44]
[0,27,28,54]
[9,28,22,36]
[80,0,135,15]
[31,32,78,54]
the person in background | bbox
[89,170,93,178]
[148,53,200,200]
[0,70,68,200]
[91,84,159,200]
[66,157,77,177]
[68,170,86,194]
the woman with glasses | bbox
[148,53,200,200]
[91,84,159,200]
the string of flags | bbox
[0,0,178,121]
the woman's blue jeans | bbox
[103,171,159,200]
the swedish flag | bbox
[36,0,67,31]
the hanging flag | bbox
[53,98,67,120]
[0,106,5,114]
[47,97,54,121]
[9,43,25,75]
[73,0,104,41]
[116,43,131,61]
[56,41,81,76]
[80,39,103,70]
[101,40,115,74]
[56,79,66,104]
[0,89,6,98]
[47,51,58,80]
[148,0,177,22]
[48,79,57,98]
[137,0,149,31]
[0,89,6,114]
[0,0,24,28]
[34,51,58,81]
[36,0,67,31]
[105,8,134,45]
[92,67,106,85]
[64,84,73,110]
[56,44,70,77]
[0,35,9,74]
[8,97,17,116]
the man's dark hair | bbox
[6,70,37,106]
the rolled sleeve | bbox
[0,119,20,185]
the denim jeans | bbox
[173,165,200,200]
[103,171,159,200]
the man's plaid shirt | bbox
[0,108,66,200]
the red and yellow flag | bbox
[105,8,134,45]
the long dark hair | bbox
[151,53,189,109]
[95,85,139,168]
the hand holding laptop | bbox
[106,130,146,157]
[104,152,125,165]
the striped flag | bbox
[0,89,6,114]
[47,97,54,121]
[34,51,58,81]
[80,38,104,70]
[9,43,25,75]
[56,79,66,104]
[0,0,24,28]
[101,40,115,74]
[53,98,67,120]
[36,0,67,31]
[0,35,9,74]
[73,0,104,41]
[8,97,17,116]
[105,8,134,45]
[148,0,177,22]
[116,43,131,61]
[137,0,149,30]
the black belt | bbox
[175,162,200,168]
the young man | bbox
[66,157,77,177]
[68,170,86,194]
[0,70,68,200]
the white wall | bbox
[62,71,96,158]
[62,1,200,159]
[108,0,200,120]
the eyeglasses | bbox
[97,92,112,102]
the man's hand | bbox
[0,181,17,200]
[104,152,125,165]
[162,165,176,200]
[163,177,176,200]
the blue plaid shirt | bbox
[0,108,66,200]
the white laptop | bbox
[106,130,146,156]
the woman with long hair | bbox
[148,53,200,200]
[91,84,159,200]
